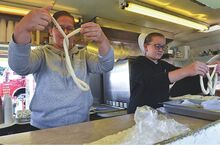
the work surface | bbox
[0,114,211,144]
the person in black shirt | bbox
[128,32,220,113]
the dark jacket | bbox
[128,56,205,113]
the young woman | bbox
[128,32,220,113]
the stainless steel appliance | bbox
[103,58,136,109]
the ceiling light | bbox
[0,4,80,22]
[119,1,208,31]
[0,4,29,16]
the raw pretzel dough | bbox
[51,17,89,91]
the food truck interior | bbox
[0,0,220,141]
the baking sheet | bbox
[90,104,124,114]
[163,99,220,121]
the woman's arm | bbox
[168,61,209,83]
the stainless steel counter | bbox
[0,114,211,144]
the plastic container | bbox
[0,97,3,124]
[6,20,14,42]
[0,18,7,42]
[3,94,14,124]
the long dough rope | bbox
[200,64,218,95]
[51,17,90,91]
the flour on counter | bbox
[89,106,190,145]
[168,120,220,145]
[170,94,219,101]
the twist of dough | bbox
[51,17,90,91]
[200,64,218,95]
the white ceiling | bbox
[195,0,220,9]
[1,0,220,48]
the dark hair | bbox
[145,32,165,44]
[53,11,74,20]
[50,11,75,27]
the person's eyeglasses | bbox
[149,43,168,50]
[54,25,75,33]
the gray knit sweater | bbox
[8,40,114,129]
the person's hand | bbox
[17,6,52,32]
[216,62,220,75]
[183,61,209,77]
[80,22,107,44]
[14,6,52,44]
[80,22,110,56]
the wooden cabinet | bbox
[0,13,49,45]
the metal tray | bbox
[90,104,124,114]
[163,99,220,121]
